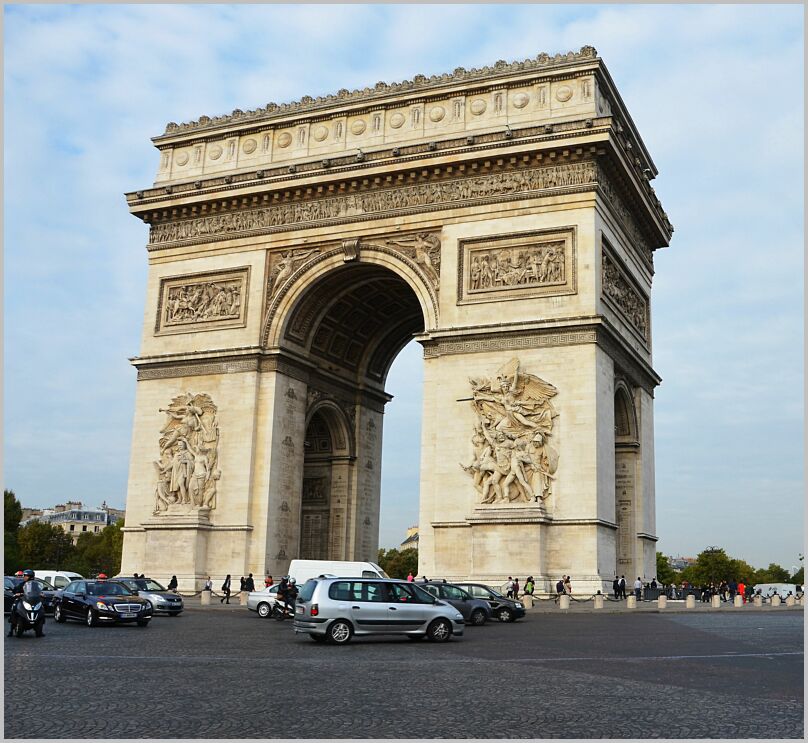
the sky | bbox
[3,3,804,571]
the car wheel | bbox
[137,620,150,627]
[257,602,271,618]
[326,620,353,645]
[426,618,452,642]
[470,608,487,626]
[497,607,513,622]
[309,634,327,643]
[54,604,66,623]
[86,609,97,628]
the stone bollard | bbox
[201,590,211,606]
[559,594,570,610]
[522,595,534,609]
[734,595,743,608]
[657,595,667,609]
[711,594,721,609]
[685,594,696,609]
[239,590,249,606]
[785,595,796,607]
[753,595,763,607]
[594,594,604,609]
[626,595,637,609]
[771,595,781,607]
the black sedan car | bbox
[5,576,58,615]
[453,582,526,622]
[53,580,152,627]
[420,581,493,625]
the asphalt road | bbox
[4,604,803,738]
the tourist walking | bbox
[563,575,572,595]
[167,575,178,592]
[245,573,255,592]
[406,572,414,582]
[619,575,627,599]
[633,577,642,601]
[505,577,515,599]
[203,576,213,592]
[220,574,232,604]
[524,576,534,595]
[513,578,520,597]
[612,576,620,599]
[554,577,565,603]
[265,575,273,588]
[737,580,746,603]
[239,576,246,592]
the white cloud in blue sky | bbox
[4,4,803,570]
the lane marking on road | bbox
[5,650,804,663]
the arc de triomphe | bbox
[121,47,672,592]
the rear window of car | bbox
[328,581,387,602]
[298,579,317,602]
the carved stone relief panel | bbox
[601,244,649,342]
[267,247,323,300]
[156,268,249,335]
[365,232,441,289]
[153,392,221,516]
[457,228,576,304]
[461,358,559,507]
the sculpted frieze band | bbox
[148,160,598,247]
[601,249,649,339]
[462,359,559,506]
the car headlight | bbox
[22,601,32,611]
[454,612,463,620]
[96,601,108,610]
[515,602,523,608]
[32,602,42,611]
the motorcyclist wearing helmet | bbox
[276,576,297,614]
[8,569,36,637]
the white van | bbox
[287,560,389,584]
[33,570,84,589]
[753,583,801,600]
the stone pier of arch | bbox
[120,46,672,593]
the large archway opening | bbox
[277,257,429,563]
[614,383,640,576]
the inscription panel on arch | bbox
[458,228,576,305]
[155,267,250,335]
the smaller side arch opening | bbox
[614,380,640,577]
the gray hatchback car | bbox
[420,582,492,625]
[293,577,465,644]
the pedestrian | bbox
[203,576,213,592]
[513,577,520,597]
[729,579,737,600]
[420,576,428,582]
[167,575,178,592]
[669,582,677,600]
[524,576,534,596]
[633,577,642,601]
[505,576,514,599]
[650,577,658,590]
[406,572,414,582]
[245,573,255,592]
[737,580,746,603]
[265,574,273,588]
[563,575,572,595]
[612,576,620,599]
[220,574,232,604]
[239,576,246,592]
[554,577,565,603]
[619,575,627,599]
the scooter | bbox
[272,601,296,621]
[9,582,46,638]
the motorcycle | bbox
[9,581,46,638]
[272,600,296,621]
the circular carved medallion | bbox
[389,112,405,129]
[350,119,367,135]
[242,138,257,154]
[175,152,189,166]
[276,132,292,148]
[313,125,329,142]
[429,106,445,122]
[555,85,573,102]
[470,99,487,115]
[208,145,223,160]
[512,93,530,109]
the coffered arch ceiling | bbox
[282,263,425,386]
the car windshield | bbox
[86,582,132,596]
[121,578,165,591]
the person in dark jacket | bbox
[612,576,620,599]
[167,575,178,592]
[244,573,255,592]
[220,574,232,604]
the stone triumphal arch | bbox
[121,47,672,592]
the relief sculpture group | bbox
[461,359,559,505]
[469,241,565,291]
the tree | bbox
[377,548,419,579]
[792,567,804,585]
[17,521,75,570]
[752,563,790,584]
[679,547,736,585]
[4,489,23,572]
[655,552,677,585]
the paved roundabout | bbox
[4,603,803,738]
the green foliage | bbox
[655,552,677,584]
[377,547,419,579]
[792,567,804,585]
[4,490,23,573]
[17,521,75,570]
[753,563,790,584]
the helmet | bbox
[289,578,296,585]
[97,573,108,580]
[22,569,34,578]
[14,570,23,577]
[283,575,289,581]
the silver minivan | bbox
[293,577,465,644]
